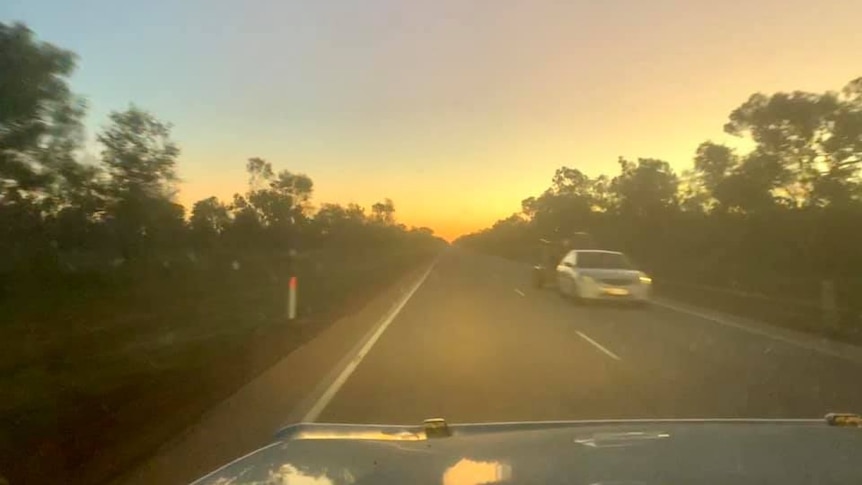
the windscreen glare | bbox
[2,3,862,484]
[576,252,632,269]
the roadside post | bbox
[287,275,298,320]
[287,248,298,320]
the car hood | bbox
[191,418,862,485]
[576,268,640,280]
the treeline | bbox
[456,76,862,313]
[0,22,442,298]
[1,23,447,485]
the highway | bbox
[317,248,862,424]
[123,247,862,484]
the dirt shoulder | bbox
[115,260,434,485]
[0,248,439,485]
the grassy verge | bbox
[0,244,440,485]
[654,280,862,346]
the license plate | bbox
[604,288,629,296]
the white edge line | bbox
[652,299,862,363]
[576,330,621,361]
[514,289,526,297]
[301,262,436,422]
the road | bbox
[315,248,862,424]
[123,247,862,484]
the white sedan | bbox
[556,250,652,304]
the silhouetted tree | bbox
[0,22,87,203]
[371,198,395,224]
[724,83,862,208]
[610,157,679,218]
[0,22,103,273]
[97,106,184,261]
[190,196,231,249]
[458,76,862,309]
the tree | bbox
[240,158,313,227]
[611,157,679,217]
[724,83,862,208]
[712,150,787,212]
[815,77,862,205]
[271,169,314,231]
[0,21,96,214]
[244,157,314,226]
[98,106,183,259]
[98,106,179,199]
[693,142,737,195]
[523,189,590,236]
[0,22,103,272]
[1,22,84,200]
[460,76,862,320]
[371,198,395,224]
[519,167,610,239]
[551,167,592,196]
[190,196,231,243]
[246,157,273,189]
[227,158,316,251]
[311,202,368,245]
[271,170,313,204]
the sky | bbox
[3,0,861,240]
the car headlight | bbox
[639,274,652,284]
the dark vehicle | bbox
[192,416,862,484]
[531,232,597,288]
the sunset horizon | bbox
[4,3,862,484]
[7,0,861,241]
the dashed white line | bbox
[576,331,621,361]
[301,262,436,422]
[514,289,526,297]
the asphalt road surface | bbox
[316,248,862,424]
[124,247,862,485]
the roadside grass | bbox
[654,279,862,346]
[0,244,439,484]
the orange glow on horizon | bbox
[177,178,506,242]
[168,0,860,241]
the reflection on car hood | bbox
[191,419,862,485]
[578,268,639,279]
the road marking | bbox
[301,262,436,422]
[514,289,526,297]
[652,299,862,364]
[576,331,621,361]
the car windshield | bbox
[3,3,862,485]
[577,252,632,269]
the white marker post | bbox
[287,276,298,320]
